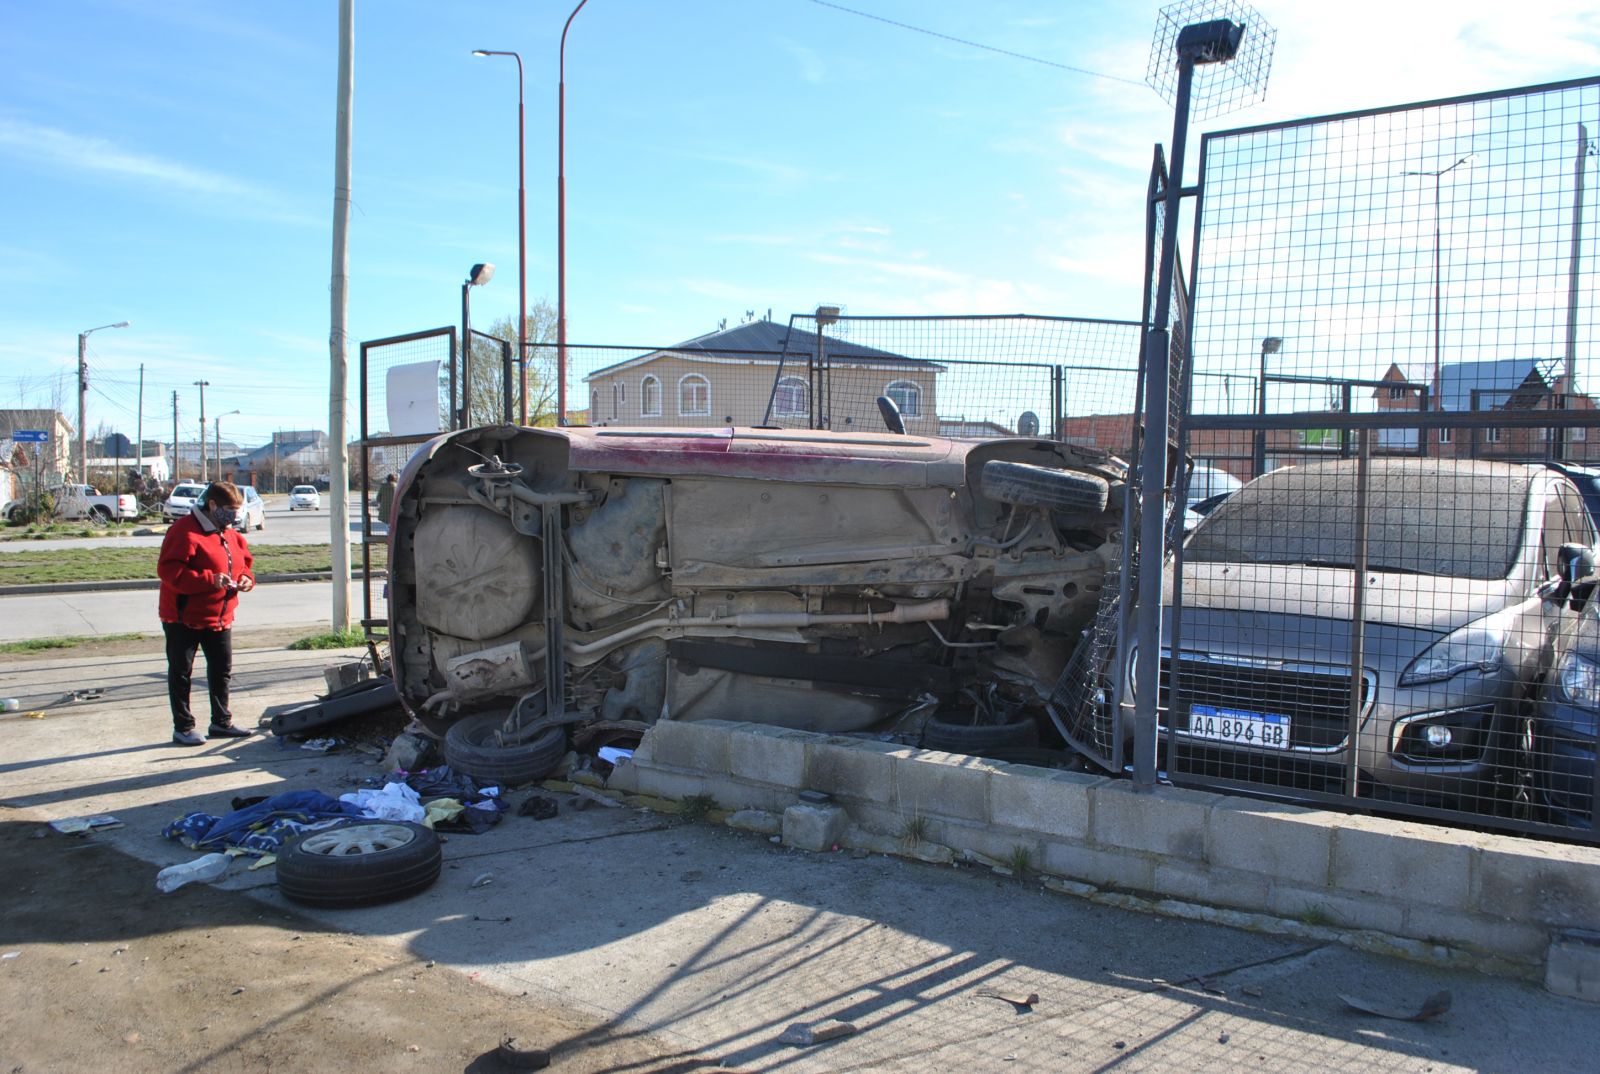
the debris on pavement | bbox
[977,989,1039,1011]
[49,814,123,835]
[518,795,559,820]
[496,1036,551,1069]
[299,737,342,752]
[572,785,623,810]
[470,872,495,889]
[777,1019,858,1046]
[1340,989,1452,1021]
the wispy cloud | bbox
[784,42,827,84]
[0,118,277,203]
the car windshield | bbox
[1185,460,1532,580]
[293,486,315,494]
[173,485,205,498]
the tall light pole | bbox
[77,321,129,482]
[558,0,592,425]
[1405,154,1474,410]
[1254,335,1283,477]
[215,410,240,479]
[194,379,211,481]
[472,48,528,425]
[462,262,496,428]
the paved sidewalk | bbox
[2,646,1597,1072]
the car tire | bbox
[922,708,1040,756]
[275,820,441,908]
[444,713,566,787]
[88,505,113,526]
[981,460,1109,513]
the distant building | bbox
[582,318,943,433]
[229,430,330,491]
[0,409,74,484]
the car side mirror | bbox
[875,395,906,435]
[1558,543,1596,586]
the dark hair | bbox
[203,481,243,509]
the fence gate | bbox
[1174,77,1600,842]
[357,326,459,640]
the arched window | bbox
[885,380,921,418]
[640,375,662,417]
[773,376,808,417]
[679,374,711,417]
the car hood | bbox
[1170,561,1521,633]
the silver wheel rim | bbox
[300,824,417,857]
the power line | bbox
[804,0,1146,87]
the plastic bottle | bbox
[155,852,231,893]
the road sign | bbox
[11,430,47,443]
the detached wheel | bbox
[444,713,566,786]
[276,820,441,908]
[981,460,1108,513]
[923,709,1040,757]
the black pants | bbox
[164,622,233,732]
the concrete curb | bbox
[607,719,1600,992]
[0,570,387,597]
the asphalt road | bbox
[0,579,385,641]
[0,495,384,552]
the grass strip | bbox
[289,627,369,650]
[0,543,388,587]
[0,632,147,654]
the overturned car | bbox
[386,424,1124,778]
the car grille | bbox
[1159,653,1371,751]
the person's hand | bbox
[214,573,233,591]
[236,576,255,593]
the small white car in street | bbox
[233,485,266,532]
[163,482,207,520]
[288,485,321,511]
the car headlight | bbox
[1559,652,1600,710]
[1399,613,1510,686]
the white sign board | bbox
[385,360,443,437]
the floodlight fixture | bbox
[815,304,842,327]
[1261,336,1283,355]
[1147,0,1274,122]
[468,262,496,286]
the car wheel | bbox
[444,713,566,787]
[922,708,1040,757]
[88,505,113,527]
[275,820,441,908]
[981,460,1109,513]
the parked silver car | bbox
[1148,459,1595,808]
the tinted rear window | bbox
[1185,461,1531,580]
[173,485,205,498]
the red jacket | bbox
[158,508,255,630]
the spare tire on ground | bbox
[275,820,441,908]
[444,713,567,787]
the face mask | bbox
[212,507,238,528]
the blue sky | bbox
[3,0,1598,448]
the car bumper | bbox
[1534,701,1597,827]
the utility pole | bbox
[77,335,87,483]
[136,364,145,483]
[328,0,354,632]
[194,380,210,482]
[171,391,180,482]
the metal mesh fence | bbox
[1165,78,1600,840]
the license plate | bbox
[1187,704,1292,749]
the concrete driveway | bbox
[2,645,1596,1071]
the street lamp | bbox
[1254,336,1283,475]
[77,320,129,481]
[215,410,240,481]
[461,262,495,428]
[1404,154,1474,410]
[559,0,593,425]
[472,48,528,426]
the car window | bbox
[1187,460,1531,580]
[173,485,204,498]
[1540,483,1596,579]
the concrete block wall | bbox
[608,719,1600,984]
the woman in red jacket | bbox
[158,481,256,746]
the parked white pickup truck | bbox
[2,484,139,524]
